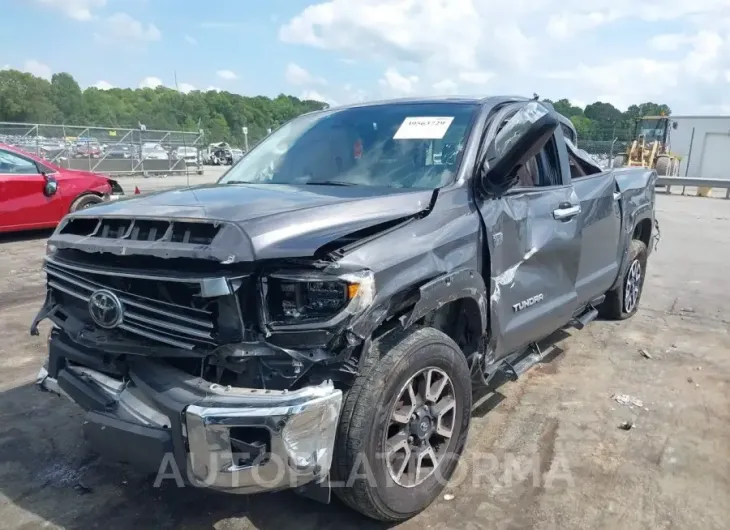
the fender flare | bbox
[404,268,489,334]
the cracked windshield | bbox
[218,103,476,188]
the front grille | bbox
[44,257,220,350]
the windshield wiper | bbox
[304,180,358,187]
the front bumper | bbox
[37,334,342,494]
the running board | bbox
[500,343,544,381]
[570,295,604,330]
[572,307,598,330]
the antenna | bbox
[174,70,179,92]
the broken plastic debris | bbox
[619,420,634,431]
[638,348,652,359]
[612,393,643,408]
[443,493,455,501]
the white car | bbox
[141,143,169,160]
[173,146,199,166]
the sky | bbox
[2,0,730,114]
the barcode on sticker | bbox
[393,117,455,140]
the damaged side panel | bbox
[338,187,486,340]
[609,167,658,290]
[480,187,581,359]
[571,171,623,303]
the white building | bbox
[668,116,730,180]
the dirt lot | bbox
[0,193,728,530]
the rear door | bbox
[478,103,582,358]
[567,142,623,303]
[0,148,63,231]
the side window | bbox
[514,137,563,188]
[567,151,587,179]
[0,149,40,175]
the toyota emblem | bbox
[88,289,124,329]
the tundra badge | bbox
[512,294,544,312]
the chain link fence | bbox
[0,122,205,176]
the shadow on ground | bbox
[0,229,54,245]
[0,332,570,529]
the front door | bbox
[476,103,581,359]
[0,148,62,231]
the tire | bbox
[332,327,472,522]
[69,194,103,212]
[655,155,671,176]
[600,239,648,320]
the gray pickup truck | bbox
[31,96,659,522]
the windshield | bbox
[638,119,666,143]
[218,102,478,189]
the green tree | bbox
[50,72,85,123]
[0,70,58,122]
[547,98,584,118]
[0,68,675,147]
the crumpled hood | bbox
[64,183,435,260]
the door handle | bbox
[553,204,581,220]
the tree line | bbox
[544,98,672,143]
[0,69,327,147]
[0,69,671,147]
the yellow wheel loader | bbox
[613,116,681,177]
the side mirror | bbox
[42,172,58,197]
[481,102,560,194]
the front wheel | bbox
[69,194,103,212]
[332,327,472,522]
[600,239,648,320]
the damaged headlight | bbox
[263,270,375,325]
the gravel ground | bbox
[0,193,728,530]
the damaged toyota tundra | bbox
[32,97,659,522]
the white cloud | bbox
[34,0,106,21]
[1,64,9,71]
[23,59,52,80]
[139,76,163,89]
[546,11,619,41]
[649,33,689,51]
[216,69,238,80]
[285,63,326,85]
[94,13,161,46]
[432,79,459,95]
[93,80,114,90]
[459,70,494,85]
[300,89,336,106]
[280,0,730,113]
[378,67,418,96]
[178,83,196,93]
[184,34,198,45]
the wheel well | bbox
[633,218,652,247]
[69,191,103,211]
[418,298,482,357]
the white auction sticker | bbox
[393,116,455,140]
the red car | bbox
[0,143,124,234]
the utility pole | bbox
[242,126,249,151]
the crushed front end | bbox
[30,215,377,494]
